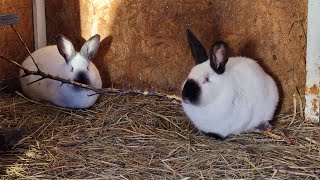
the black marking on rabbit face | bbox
[73,71,90,86]
[202,131,225,140]
[182,79,201,105]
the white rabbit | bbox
[181,29,279,139]
[20,34,102,109]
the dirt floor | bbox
[0,90,319,179]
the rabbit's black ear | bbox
[56,34,76,63]
[210,41,229,74]
[186,29,208,65]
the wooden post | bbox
[33,0,47,50]
[305,0,320,123]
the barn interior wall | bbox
[0,0,307,113]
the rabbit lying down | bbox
[20,34,102,109]
[181,29,279,140]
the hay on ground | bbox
[0,91,319,179]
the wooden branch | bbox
[1,75,26,82]
[0,54,182,101]
[10,25,40,71]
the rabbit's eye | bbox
[71,67,74,72]
[87,66,89,71]
[203,76,209,84]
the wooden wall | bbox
[0,0,34,91]
[12,0,308,112]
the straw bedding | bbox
[0,91,319,179]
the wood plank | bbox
[305,0,320,122]
[33,0,47,49]
[0,14,19,26]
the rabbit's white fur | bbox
[182,57,279,138]
[20,35,102,109]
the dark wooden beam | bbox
[0,14,19,26]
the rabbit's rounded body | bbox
[182,57,278,138]
[182,29,279,139]
[20,34,102,109]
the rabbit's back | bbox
[20,46,66,102]
[21,46,65,74]
[225,57,279,131]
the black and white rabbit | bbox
[20,34,102,109]
[181,29,279,139]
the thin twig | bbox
[262,131,295,144]
[295,87,304,118]
[290,91,297,126]
[10,25,40,71]
[0,54,181,101]
[1,75,26,82]
[0,86,7,91]
[27,77,47,85]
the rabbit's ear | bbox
[210,41,229,74]
[80,34,100,61]
[186,29,208,65]
[56,34,76,63]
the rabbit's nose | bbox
[181,79,201,105]
[74,71,90,85]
